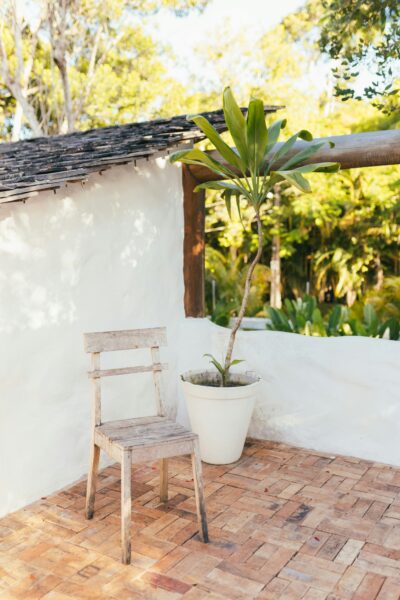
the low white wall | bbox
[0,158,184,517]
[177,319,400,466]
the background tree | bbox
[318,0,400,114]
[0,0,208,139]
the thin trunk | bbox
[56,58,74,133]
[48,0,74,133]
[9,85,43,137]
[0,4,43,138]
[11,101,23,141]
[270,185,282,308]
[374,255,384,290]
[224,211,263,374]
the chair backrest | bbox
[83,327,168,427]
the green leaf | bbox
[268,133,300,167]
[190,114,245,172]
[265,118,287,154]
[279,140,332,170]
[327,304,342,334]
[247,97,268,173]
[203,353,225,378]
[223,87,249,168]
[273,170,311,192]
[292,162,340,174]
[223,191,232,219]
[268,129,314,168]
[169,148,233,179]
[229,358,244,367]
[235,194,245,228]
[194,179,243,194]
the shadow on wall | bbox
[0,159,184,517]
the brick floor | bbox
[1,440,400,599]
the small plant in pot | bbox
[170,87,339,464]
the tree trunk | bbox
[55,56,74,133]
[0,4,43,139]
[11,101,23,141]
[9,86,43,137]
[48,0,74,133]
[374,255,384,290]
[224,211,263,374]
[270,185,282,308]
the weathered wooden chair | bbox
[83,327,208,564]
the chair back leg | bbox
[121,450,132,564]
[160,458,169,502]
[191,439,209,543]
[85,444,100,519]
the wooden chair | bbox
[83,327,208,564]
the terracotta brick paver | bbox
[2,440,400,599]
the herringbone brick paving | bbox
[1,440,400,599]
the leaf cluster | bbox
[170,87,339,219]
[267,295,400,340]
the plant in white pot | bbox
[170,87,339,464]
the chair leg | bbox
[160,458,168,502]
[85,444,100,520]
[121,451,132,564]
[191,439,209,543]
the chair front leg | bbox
[85,444,100,519]
[191,439,209,543]
[121,450,132,564]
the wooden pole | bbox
[182,164,206,318]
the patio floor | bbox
[2,441,400,599]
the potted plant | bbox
[170,88,339,464]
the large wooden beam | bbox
[182,164,206,317]
[189,129,400,182]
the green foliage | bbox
[267,295,348,336]
[203,354,244,387]
[266,296,400,340]
[361,277,400,321]
[0,0,209,139]
[319,0,400,113]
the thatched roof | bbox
[0,106,280,204]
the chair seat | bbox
[95,415,196,450]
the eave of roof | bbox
[0,105,281,204]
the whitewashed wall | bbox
[0,158,184,517]
[177,319,400,467]
[3,161,400,518]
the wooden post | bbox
[183,164,206,318]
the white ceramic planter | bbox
[181,370,260,464]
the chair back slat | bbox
[84,327,167,353]
[88,363,168,379]
[84,327,168,425]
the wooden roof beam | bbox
[188,129,400,182]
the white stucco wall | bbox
[177,319,400,467]
[2,160,400,518]
[0,158,185,517]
